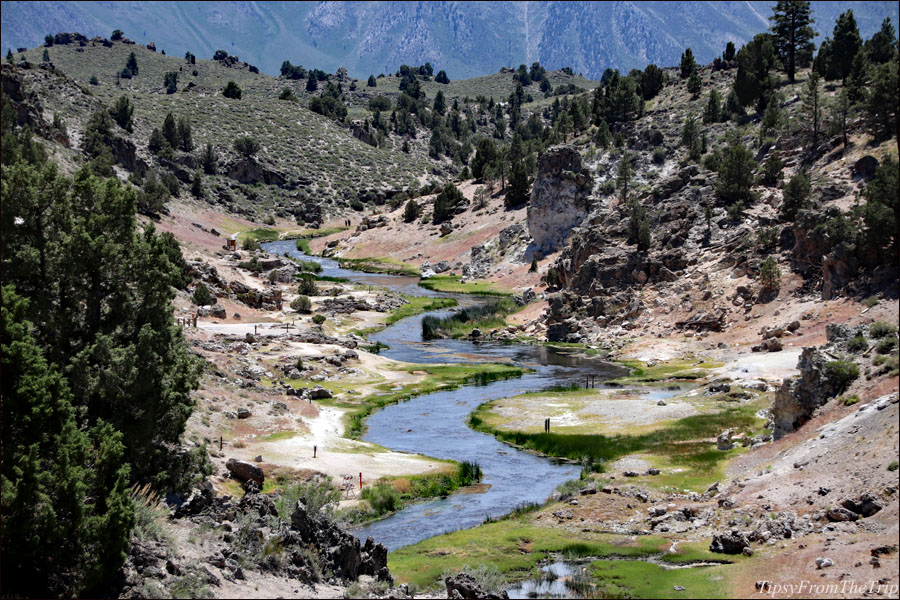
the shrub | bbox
[869,321,898,339]
[875,336,898,355]
[350,199,364,211]
[312,314,326,325]
[297,274,318,296]
[403,199,421,222]
[824,359,859,394]
[290,295,311,313]
[841,395,860,406]
[192,284,214,306]
[222,80,242,99]
[847,334,868,353]
[652,147,666,165]
[361,483,400,516]
[864,296,880,308]
[275,475,339,520]
[241,237,260,251]
[233,136,259,159]
[758,256,781,289]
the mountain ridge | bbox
[2,1,897,79]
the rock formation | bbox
[527,146,593,253]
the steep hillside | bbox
[3,1,897,78]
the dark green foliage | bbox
[876,336,898,355]
[505,161,530,207]
[162,112,177,147]
[530,258,538,272]
[870,321,898,339]
[125,51,138,77]
[42,48,50,62]
[309,82,347,121]
[652,147,666,165]
[403,198,421,222]
[734,33,778,112]
[312,314,326,325]
[137,171,170,214]
[111,29,124,41]
[184,51,196,64]
[1,163,204,491]
[686,70,702,97]
[844,51,869,106]
[192,284,214,306]
[641,64,664,100]
[81,109,116,175]
[723,88,745,119]
[367,74,377,87]
[681,117,702,161]
[279,60,307,79]
[176,117,193,152]
[6,48,12,64]
[433,183,464,224]
[278,88,297,101]
[201,143,217,174]
[306,73,318,92]
[861,156,899,259]
[628,198,651,251]
[297,274,319,296]
[368,96,391,112]
[222,80,242,99]
[703,88,722,123]
[213,50,228,60]
[191,171,202,198]
[759,256,781,289]
[435,70,450,84]
[161,172,180,196]
[233,136,260,159]
[290,295,311,313]
[591,70,643,125]
[164,71,178,94]
[148,128,165,153]
[865,18,898,64]
[594,120,611,148]
[828,10,863,81]
[801,71,822,147]
[761,153,783,187]
[90,75,99,85]
[824,359,859,393]
[724,41,736,62]
[716,130,757,210]
[109,95,134,132]
[781,170,810,220]
[847,334,868,353]
[769,1,815,82]
[471,137,498,180]
[680,48,697,78]
[361,483,400,515]
[863,57,899,141]
[1,286,134,597]
[757,226,778,251]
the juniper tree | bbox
[109,95,134,132]
[125,51,138,76]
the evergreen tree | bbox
[433,183,464,224]
[125,51,138,76]
[687,70,702,97]
[641,64,664,99]
[223,80,242,99]
[6,48,14,63]
[1,286,134,597]
[161,112,177,147]
[42,48,50,63]
[164,71,178,94]
[865,18,898,64]
[506,161,530,207]
[801,70,822,148]
[200,143,216,174]
[829,10,863,82]
[148,127,166,153]
[827,88,852,148]
[723,41,736,62]
[761,152,783,187]
[233,136,260,159]
[306,72,318,92]
[403,198,421,222]
[367,74,377,87]
[769,1,815,82]
[681,116,702,161]
[471,137,498,179]
[716,129,757,210]
[759,256,781,289]
[433,90,446,115]
[191,171,202,198]
[595,119,611,148]
[109,95,134,132]
[863,56,899,140]
[680,48,697,78]
[844,51,869,105]
[734,33,778,112]
[435,70,450,84]
[703,88,722,123]
[861,155,898,260]
[176,117,193,151]
[781,170,811,220]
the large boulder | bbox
[527,146,593,253]
[710,530,751,554]
[445,572,509,599]
[225,458,264,486]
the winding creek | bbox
[263,240,630,553]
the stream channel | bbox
[264,241,683,595]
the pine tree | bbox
[435,70,450,84]
[844,51,869,105]
[865,18,898,64]
[769,1,815,83]
[734,33,778,113]
[801,71,822,148]
[680,48,697,78]
[616,151,632,203]
[306,73,318,92]
[164,71,178,94]
[595,120,611,148]
[125,51,138,76]
[829,10,863,82]
[176,117,193,151]
[109,95,134,132]
[641,64,664,99]
[42,48,50,62]
[6,48,13,64]
[222,80,242,99]
[703,88,722,123]
[367,74,377,87]
[148,127,166,153]
[723,41,736,62]
[403,198,421,222]
[687,70,702,97]
[506,161,530,207]
[201,143,217,174]
[191,171,202,198]
[781,170,810,220]
[759,256,781,289]
[863,56,899,140]
[716,129,757,210]
[433,90,446,115]
[432,183,464,224]
[827,88,851,148]
[162,112,177,147]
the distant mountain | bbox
[2,1,897,79]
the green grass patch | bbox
[240,227,281,243]
[418,275,511,296]
[588,559,732,598]
[422,298,518,340]
[261,431,299,442]
[389,520,671,591]
[337,256,420,276]
[608,359,723,384]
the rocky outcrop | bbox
[227,159,287,186]
[225,458,264,487]
[444,573,509,599]
[709,530,751,554]
[527,146,593,253]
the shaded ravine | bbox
[263,241,625,551]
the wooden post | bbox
[547,418,550,433]
[359,472,363,490]
[313,445,317,458]
[219,436,223,451]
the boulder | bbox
[308,385,332,400]
[710,530,750,554]
[445,573,509,599]
[225,459,264,486]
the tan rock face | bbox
[527,145,593,253]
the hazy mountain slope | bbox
[3,1,897,79]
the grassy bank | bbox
[351,296,459,338]
[422,298,518,339]
[608,358,723,384]
[418,275,511,296]
[336,256,420,276]
[388,517,741,591]
[292,226,349,254]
